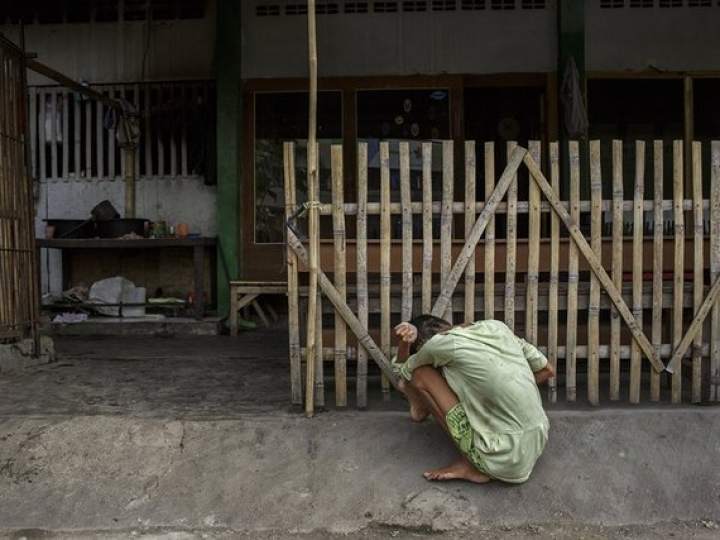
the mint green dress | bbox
[394,319,550,483]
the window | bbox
[600,0,624,7]
[491,0,515,9]
[403,0,428,10]
[256,4,282,16]
[285,2,308,14]
[461,0,486,9]
[357,89,450,239]
[345,1,370,12]
[521,0,545,8]
[254,92,342,243]
[659,0,682,6]
[317,1,341,14]
[374,1,399,11]
[629,0,654,7]
[688,0,710,6]
[431,0,457,10]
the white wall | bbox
[241,3,557,78]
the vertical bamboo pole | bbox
[181,84,189,177]
[61,90,69,180]
[73,92,81,179]
[356,142,369,409]
[630,141,645,404]
[50,90,58,180]
[157,86,165,177]
[144,85,152,176]
[96,94,104,179]
[484,142,495,320]
[672,140,685,404]
[440,140,454,323]
[315,292,325,409]
[548,142,560,403]
[566,141,580,402]
[421,142,433,314]
[331,145,347,407]
[38,89,47,181]
[29,87,36,180]
[526,141,541,344]
[588,140,602,405]
[401,142,413,324]
[380,141,392,399]
[651,141,664,402]
[85,96,92,178]
[284,143,302,406]
[170,86,178,178]
[711,141,720,402]
[464,141,476,324]
[610,140,624,401]
[107,87,115,179]
[133,84,141,179]
[505,141,518,331]
[691,141,703,404]
[305,0,319,417]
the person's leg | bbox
[399,379,431,422]
[409,366,491,484]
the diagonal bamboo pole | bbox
[523,152,666,374]
[431,146,527,319]
[305,0,319,417]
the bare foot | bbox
[409,401,430,422]
[423,458,491,484]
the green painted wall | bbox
[215,0,242,318]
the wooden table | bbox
[37,237,217,320]
[229,281,287,335]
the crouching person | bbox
[393,316,554,484]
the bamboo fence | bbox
[284,139,720,408]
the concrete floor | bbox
[0,327,719,539]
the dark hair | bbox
[409,314,452,354]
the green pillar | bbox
[558,0,586,197]
[215,0,242,319]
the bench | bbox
[229,281,287,336]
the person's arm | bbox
[515,335,554,385]
[394,324,455,382]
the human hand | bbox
[394,322,418,344]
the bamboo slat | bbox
[484,142,495,320]
[356,142,369,409]
[691,142,703,403]
[400,142,413,323]
[107,87,115,179]
[181,85,189,177]
[283,142,302,406]
[29,87,36,179]
[548,142,560,403]
[672,140,685,403]
[50,90,58,179]
[380,141,391,399]
[464,141,476,324]
[315,292,325,409]
[157,86,165,177]
[37,89,46,180]
[85,96,92,179]
[440,140,454,323]
[610,140,623,402]
[332,145,347,407]
[61,91,69,180]
[566,141,580,402]
[524,152,664,373]
[651,141,664,401]
[421,142,433,314]
[96,95,103,179]
[526,141,541,344]
[712,141,720,402]
[73,92,81,179]
[431,147,527,319]
[144,85,152,176]
[588,141,602,405]
[630,141,645,403]
[170,86,178,178]
[306,137,319,416]
[505,141,518,331]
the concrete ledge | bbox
[47,317,221,337]
[0,408,718,534]
[0,336,54,374]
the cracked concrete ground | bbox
[0,327,719,538]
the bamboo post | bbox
[588,141,602,405]
[440,140,454,323]
[566,141,580,402]
[73,91,81,179]
[505,141,518,331]
[38,89,46,181]
[523,151,664,373]
[431,147,527,319]
[484,142,495,320]
[356,142,369,408]
[691,141,703,403]
[401,142,413,324]
[107,87,115,179]
[630,141,645,404]
[305,0,319,417]
[315,292,325,409]
[526,141,541,344]
[548,142,560,403]
[651,141,664,401]
[283,143,302,406]
[50,90,58,179]
[421,142,433,314]
[672,140,685,403]
[464,141,476,324]
[380,141,392,399]
[331,145,347,407]
[610,140,624,401]
[62,90,69,180]
[29,87,36,180]
[711,141,720,401]
[96,94,103,179]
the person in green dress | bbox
[393,315,554,484]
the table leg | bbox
[230,288,239,336]
[194,244,205,320]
